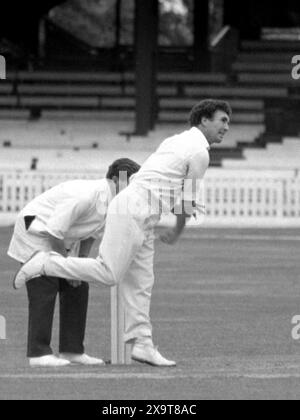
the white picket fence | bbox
[0,168,300,227]
[203,168,300,226]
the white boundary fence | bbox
[0,168,299,227]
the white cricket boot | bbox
[131,343,176,367]
[59,353,105,366]
[13,251,48,290]
[29,355,71,368]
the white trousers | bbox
[43,186,159,341]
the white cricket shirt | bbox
[131,127,210,216]
[8,179,115,263]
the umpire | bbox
[8,158,140,367]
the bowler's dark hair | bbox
[106,158,141,180]
[189,99,232,127]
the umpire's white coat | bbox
[8,179,114,263]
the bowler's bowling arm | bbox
[160,203,191,245]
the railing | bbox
[0,169,299,227]
[202,168,300,226]
[209,26,239,73]
[210,26,231,49]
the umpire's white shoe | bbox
[131,344,176,367]
[13,251,47,290]
[59,353,105,366]
[29,355,71,368]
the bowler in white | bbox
[14,99,231,366]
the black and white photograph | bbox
[0,0,300,402]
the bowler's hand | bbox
[159,229,180,245]
[67,280,82,288]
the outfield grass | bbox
[1,226,300,400]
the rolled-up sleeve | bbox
[46,198,91,240]
[182,150,209,216]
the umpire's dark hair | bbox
[189,99,232,127]
[106,158,141,180]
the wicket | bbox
[110,285,132,364]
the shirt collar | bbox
[190,127,210,150]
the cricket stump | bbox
[111,285,132,364]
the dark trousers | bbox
[26,276,89,358]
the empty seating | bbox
[0,96,18,106]
[0,110,30,119]
[160,98,264,111]
[184,86,288,98]
[8,71,124,83]
[157,73,227,83]
[20,96,99,108]
[0,83,14,94]
[223,137,300,169]
[18,84,123,95]
[232,62,291,73]
[241,40,300,51]
[2,60,295,163]
[42,109,135,120]
[159,110,264,124]
[0,147,151,172]
[0,67,285,135]
[237,74,298,85]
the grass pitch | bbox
[0,226,300,400]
